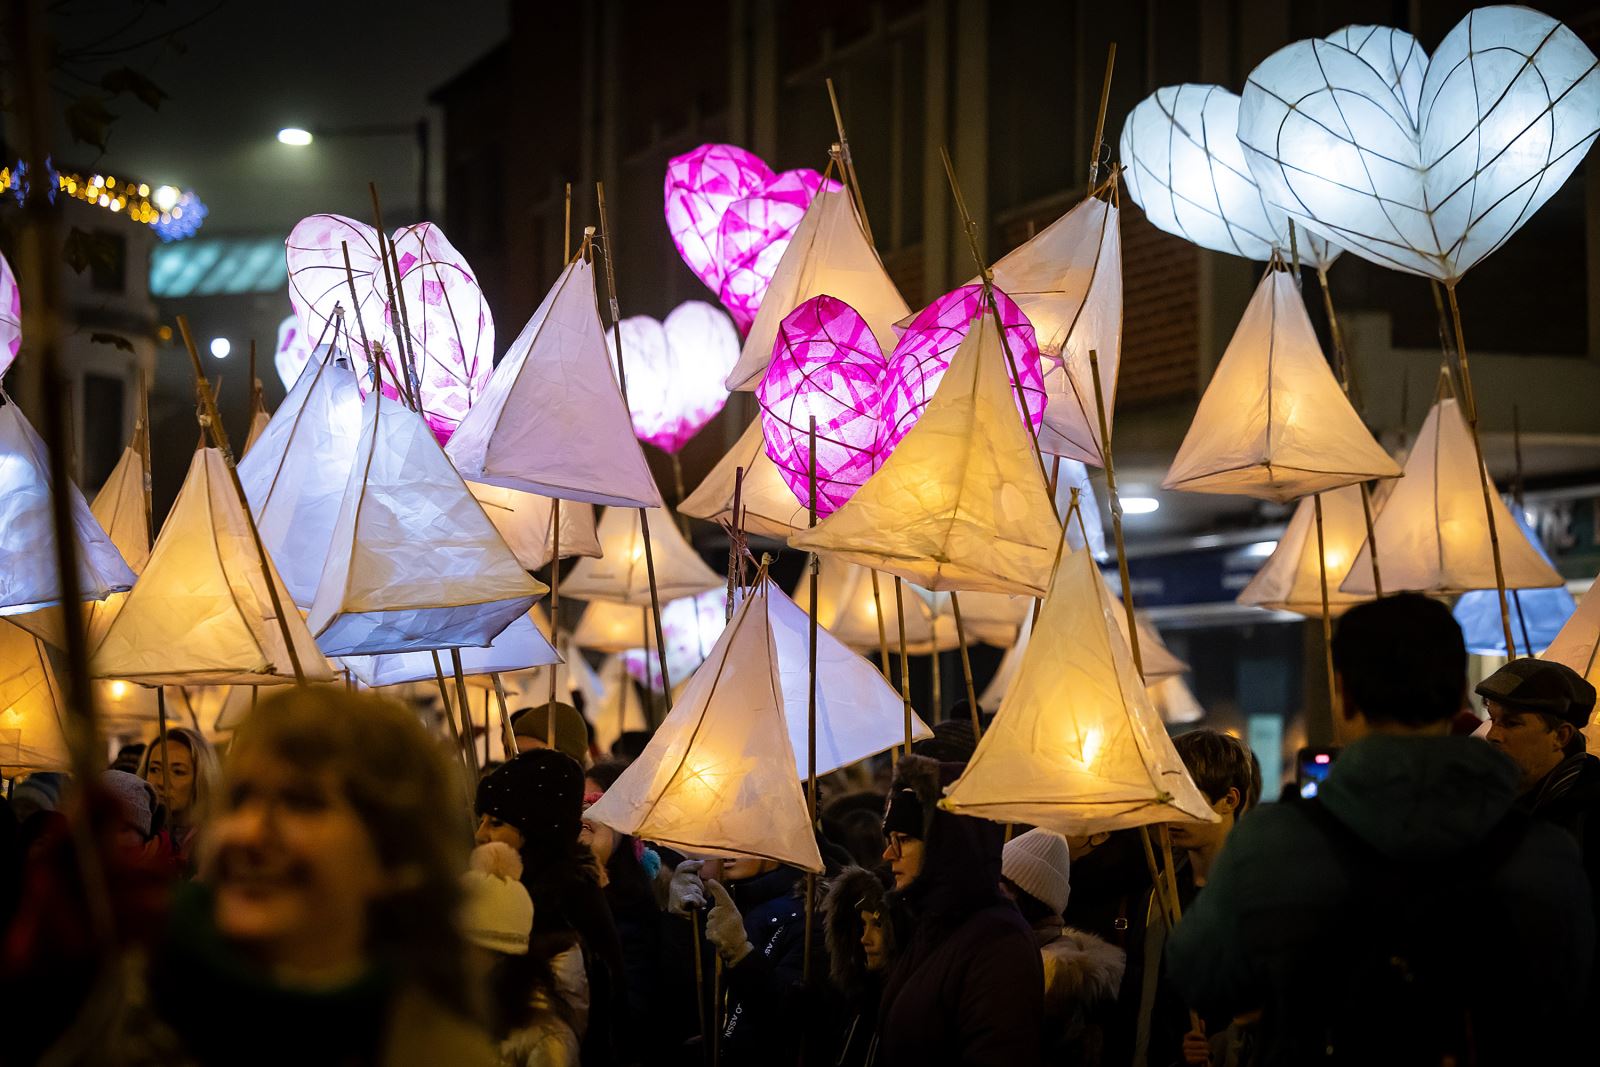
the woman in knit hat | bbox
[461,842,581,1066]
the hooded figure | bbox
[876,754,1043,1066]
[823,867,897,1067]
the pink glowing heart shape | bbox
[609,301,740,454]
[877,284,1045,454]
[756,295,892,518]
[716,168,838,332]
[0,249,20,380]
[664,144,774,295]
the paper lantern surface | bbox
[1239,9,1600,281]
[573,597,660,654]
[237,346,365,609]
[1342,396,1562,596]
[0,250,20,379]
[620,589,728,689]
[609,301,739,454]
[274,313,313,392]
[664,144,776,295]
[1454,508,1575,655]
[588,653,650,757]
[562,506,722,607]
[446,257,663,509]
[1120,84,1337,267]
[978,610,1189,718]
[942,546,1218,834]
[1543,579,1600,686]
[1235,484,1377,617]
[726,187,909,392]
[716,168,833,331]
[796,556,953,656]
[341,609,561,689]
[467,482,601,572]
[0,622,68,773]
[756,296,891,518]
[0,402,135,617]
[878,285,1045,455]
[307,392,547,657]
[94,448,331,686]
[678,417,809,538]
[584,581,824,871]
[789,311,1062,597]
[1163,267,1400,502]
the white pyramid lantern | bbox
[340,609,561,689]
[237,346,365,609]
[446,258,663,509]
[1164,267,1399,503]
[725,188,910,392]
[467,482,601,571]
[943,546,1218,833]
[308,391,547,656]
[796,556,952,655]
[1147,674,1206,726]
[679,418,809,538]
[562,506,721,606]
[0,401,135,616]
[584,580,824,871]
[242,391,272,455]
[95,448,333,686]
[790,310,1062,596]
[0,621,69,773]
[1544,581,1600,688]
[1342,395,1562,596]
[589,653,651,756]
[572,596,660,653]
[1237,483,1378,616]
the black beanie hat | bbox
[475,749,585,848]
[881,784,926,840]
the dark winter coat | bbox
[1521,749,1600,1007]
[717,864,818,1066]
[823,866,895,1067]
[876,755,1043,1067]
[1031,916,1125,1064]
[1167,734,1595,1065]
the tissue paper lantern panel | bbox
[467,482,601,572]
[0,250,20,379]
[0,622,69,773]
[1238,9,1600,281]
[609,301,739,454]
[562,506,723,607]
[1120,84,1337,267]
[679,418,809,538]
[757,296,891,518]
[341,609,561,689]
[795,555,953,656]
[274,313,313,392]
[388,222,494,444]
[286,215,395,372]
[619,589,728,689]
[664,144,775,294]
[878,284,1044,454]
[1454,508,1574,655]
[1545,580,1600,687]
[1235,484,1378,617]
[716,168,834,332]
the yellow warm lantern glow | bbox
[1237,484,1377,616]
[562,506,722,607]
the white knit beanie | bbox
[460,842,534,955]
[1002,828,1072,915]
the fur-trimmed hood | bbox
[1036,920,1127,1012]
[822,866,892,998]
[886,755,1007,930]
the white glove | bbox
[667,859,706,916]
[706,879,753,965]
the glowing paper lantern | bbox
[589,654,650,756]
[795,555,952,656]
[877,285,1045,455]
[1342,396,1562,596]
[1238,10,1600,281]
[446,257,663,509]
[340,609,561,689]
[678,417,809,538]
[1148,675,1206,726]
[0,250,20,380]
[620,589,728,688]
[726,187,909,391]
[573,597,660,654]
[609,301,739,454]
[942,545,1218,833]
[307,391,548,657]
[934,589,1028,648]
[467,482,602,572]
[756,296,892,518]
[1544,579,1600,687]
[1120,84,1337,266]
[274,313,312,392]
[664,144,776,295]
[1164,266,1399,502]
[561,506,722,606]
[716,168,833,331]
[242,392,272,455]
[585,580,824,871]
[95,448,332,686]
[1454,508,1575,655]
[0,401,135,617]
[790,311,1061,597]
[0,621,68,773]
[237,345,365,609]
[1235,484,1378,616]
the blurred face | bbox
[1167,788,1239,850]
[207,750,386,981]
[718,857,778,882]
[580,814,618,867]
[860,910,887,971]
[883,831,925,890]
[1486,700,1572,791]
[475,813,526,851]
[146,738,197,819]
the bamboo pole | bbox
[432,651,471,778]
[548,498,562,710]
[1314,265,1383,598]
[948,593,983,740]
[804,417,819,985]
[176,317,307,684]
[726,467,744,623]
[450,648,482,779]
[1087,43,1118,195]
[870,570,893,678]
[894,576,914,756]
[1089,349,1143,675]
[368,184,422,407]
[564,181,573,262]
[595,182,675,709]
[1313,494,1338,716]
[129,370,175,816]
[492,673,516,760]
[825,77,874,247]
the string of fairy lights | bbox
[0,161,206,241]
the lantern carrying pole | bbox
[492,673,516,759]
[548,501,562,711]
[825,77,874,247]
[431,651,472,779]
[176,316,307,685]
[869,570,893,680]
[369,184,424,408]
[1089,349,1143,676]
[804,417,819,985]
[948,593,983,740]
[450,648,482,780]
[894,576,914,756]
[1087,43,1118,195]
[596,183,675,710]
[130,370,174,814]
[1313,494,1339,716]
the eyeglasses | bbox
[884,831,915,859]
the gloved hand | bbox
[705,879,753,965]
[668,859,706,916]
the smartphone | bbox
[1295,746,1340,799]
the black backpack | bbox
[1263,799,1530,1067]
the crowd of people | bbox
[0,593,1595,1065]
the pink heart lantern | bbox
[756,295,891,518]
[0,249,21,379]
[716,168,837,332]
[877,284,1045,455]
[611,301,740,454]
[621,589,728,688]
[286,214,393,370]
[664,144,774,295]
[274,312,312,391]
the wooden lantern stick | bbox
[450,648,482,780]
[870,570,893,680]
[430,650,472,779]
[492,672,516,759]
[1087,43,1118,195]
[825,77,874,247]
[894,576,914,756]
[175,316,307,685]
[128,369,174,808]
[1313,493,1339,716]
[595,181,675,710]
[564,181,573,262]
[948,592,983,740]
[803,417,820,986]
[548,499,562,709]
[1088,349,1143,677]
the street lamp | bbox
[273,120,430,220]
[277,127,314,146]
